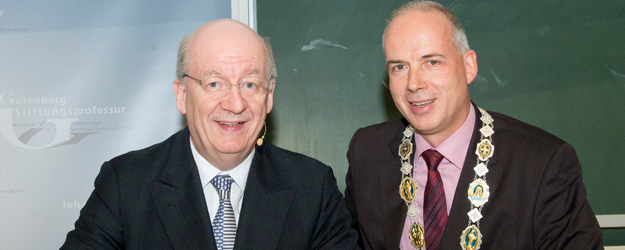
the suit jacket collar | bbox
[386,119,411,156]
[149,128,217,250]
[233,143,295,249]
[149,130,297,249]
[438,102,499,249]
[379,119,412,249]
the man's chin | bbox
[215,143,254,156]
[407,119,439,135]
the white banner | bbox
[0,1,229,249]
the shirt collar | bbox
[190,138,252,193]
[415,104,476,169]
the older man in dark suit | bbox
[344,1,602,250]
[61,19,358,250]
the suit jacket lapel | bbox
[379,119,411,249]
[150,128,216,250]
[438,103,500,250]
[234,144,295,249]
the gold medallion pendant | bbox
[399,139,413,160]
[460,225,482,250]
[399,177,417,203]
[475,139,494,161]
[409,222,425,249]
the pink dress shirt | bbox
[399,105,476,249]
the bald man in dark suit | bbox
[62,19,358,250]
[344,1,602,249]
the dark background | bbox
[257,0,625,245]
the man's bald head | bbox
[383,1,470,55]
[176,19,276,90]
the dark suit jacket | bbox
[62,128,358,250]
[345,104,602,249]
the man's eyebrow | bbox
[386,60,404,68]
[421,53,445,59]
[387,60,404,64]
[201,70,223,78]
[243,68,263,76]
[385,54,445,67]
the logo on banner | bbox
[0,91,126,150]
[0,108,78,149]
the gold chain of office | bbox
[398,107,495,250]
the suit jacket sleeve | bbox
[311,166,360,250]
[344,128,363,248]
[60,161,124,250]
[533,142,603,249]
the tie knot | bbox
[422,149,444,171]
[211,175,234,200]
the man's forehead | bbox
[190,40,265,59]
[198,68,264,78]
[385,12,455,54]
[193,52,265,64]
[188,41,267,76]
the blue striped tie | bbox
[210,175,236,250]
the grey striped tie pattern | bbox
[210,175,236,250]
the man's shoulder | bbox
[256,142,335,188]
[110,129,186,162]
[104,129,189,178]
[351,118,408,142]
[259,142,328,169]
[359,118,408,133]
[487,110,566,147]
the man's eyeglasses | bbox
[183,74,270,99]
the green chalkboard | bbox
[258,0,624,245]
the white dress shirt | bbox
[190,138,252,225]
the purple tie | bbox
[422,149,448,250]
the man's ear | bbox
[464,50,478,84]
[266,79,275,114]
[173,78,187,114]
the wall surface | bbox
[257,0,625,245]
[0,1,229,249]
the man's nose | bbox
[407,70,426,92]
[220,84,247,114]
